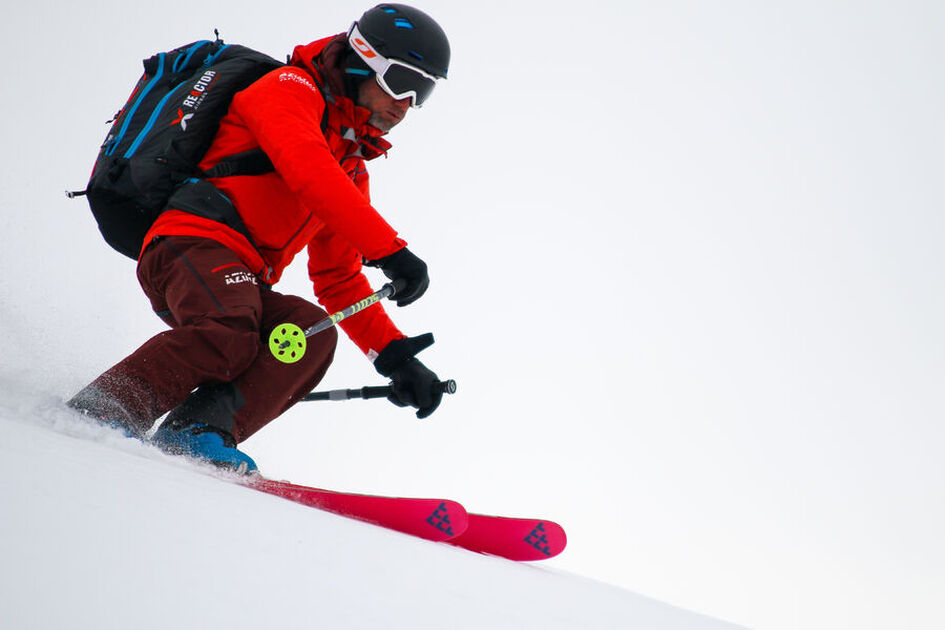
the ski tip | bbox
[422,499,469,541]
[448,514,567,561]
[512,518,567,561]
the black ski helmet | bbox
[353,4,450,79]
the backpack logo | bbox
[182,69,218,109]
[171,109,195,130]
[171,70,219,131]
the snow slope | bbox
[0,383,744,630]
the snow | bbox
[0,383,743,630]
[2,3,944,628]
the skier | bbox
[68,4,451,473]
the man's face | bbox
[357,77,411,132]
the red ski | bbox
[239,477,567,561]
[243,477,467,542]
[449,513,568,561]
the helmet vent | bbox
[357,4,450,79]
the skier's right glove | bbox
[374,333,442,419]
[365,247,429,307]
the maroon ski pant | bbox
[82,236,336,441]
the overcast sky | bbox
[2,2,943,629]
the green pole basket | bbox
[268,323,307,364]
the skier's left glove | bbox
[374,333,442,419]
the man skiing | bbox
[68,4,451,473]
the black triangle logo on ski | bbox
[524,522,553,556]
[426,502,455,536]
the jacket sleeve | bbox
[306,225,405,358]
[230,67,404,261]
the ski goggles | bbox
[347,23,439,108]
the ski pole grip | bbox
[360,385,393,399]
[361,379,457,399]
[384,278,408,300]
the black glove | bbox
[366,247,429,307]
[375,333,442,419]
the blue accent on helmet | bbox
[357,4,450,79]
[345,68,372,76]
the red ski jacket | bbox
[143,35,407,357]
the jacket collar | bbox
[289,35,392,160]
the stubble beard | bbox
[367,112,396,133]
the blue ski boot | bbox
[151,421,257,474]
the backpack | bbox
[71,38,284,259]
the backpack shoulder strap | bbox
[203,95,331,179]
[203,148,274,178]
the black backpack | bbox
[70,38,284,259]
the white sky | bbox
[2,1,943,629]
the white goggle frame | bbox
[347,22,439,108]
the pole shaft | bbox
[302,379,457,403]
[302,281,402,339]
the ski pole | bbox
[298,279,406,340]
[268,280,406,364]
[302,379,457,402]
